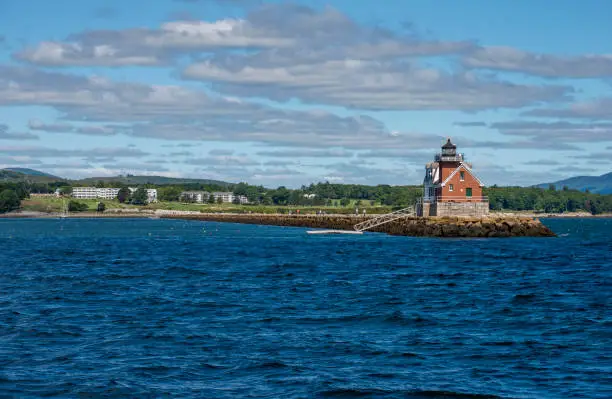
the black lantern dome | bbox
[441,138,457,157]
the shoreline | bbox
[0,211,560,237]
[2,210,611,219]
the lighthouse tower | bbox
[419,138,489,217]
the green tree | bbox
[97,202,106,212]
[130,188,148,205]
[271,186,291,205]
[59,186,73,196]
[158,186,183,202]
[0,189,20,213]
[339,198,350,207]
[208,193,216,204]
[117,187,131,203]
[232,195,241,205]
[217,196,223,204]
[565,198,578,212]
[261,194,273,205]
[68,200,88,212]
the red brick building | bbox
[419,138,489,217]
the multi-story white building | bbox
[234,194,248,204]
[212,192,248,204]
[212,192,233,203]
[180,191,211,203]
[71,187,157,203]
[72,187,98,199]
[97,188,120,200]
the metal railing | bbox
[435,153,464,162]
[353,206,415,232]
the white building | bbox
[180,191,210,203]
[212,192,248,204]
[72,187,98,199]
[71,187,157,203]
[97,188,120,200]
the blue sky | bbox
[0,0,611,187]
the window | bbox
[460,171,465,181]
[466,188,472,197]
[449,184,454,192]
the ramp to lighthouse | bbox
[353,206,415,232]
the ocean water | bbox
[0,218,610,399]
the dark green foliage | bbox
[97,202,106,212]
[216,196,223,204]
[2,168,58,178]
[58,186,73,195]
[0,189,20,213]
[484,186,612,215]
[67,201,88,212]
[158,186,184,202]
[0,181,30,200]
[117,187,131,203]
[208,194,216,204]
[130,188,148,205]
[270,186,291,205]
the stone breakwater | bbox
[162,213,556,238]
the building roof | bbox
[442,138,456,149]
[440,163,485,187]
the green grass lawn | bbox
[21,197,395,214]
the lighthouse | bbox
[419,138,489,217]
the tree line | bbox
[2,179,612,215]
[0,181,30,213]
[484,185,612,215]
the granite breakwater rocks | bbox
[163,213,556,238]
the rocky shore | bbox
[162,213,556,238]
[1,210,556,237]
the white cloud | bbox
[463,46,612,78]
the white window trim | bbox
[449,184,454,192]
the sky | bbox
[0,0,611,188]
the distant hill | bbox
[537,172,612,194]
[75,175,232,187]
[1,169,232,187]
[0,169,64,183]
[3,168,60,179]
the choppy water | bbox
[0,218,610,398]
